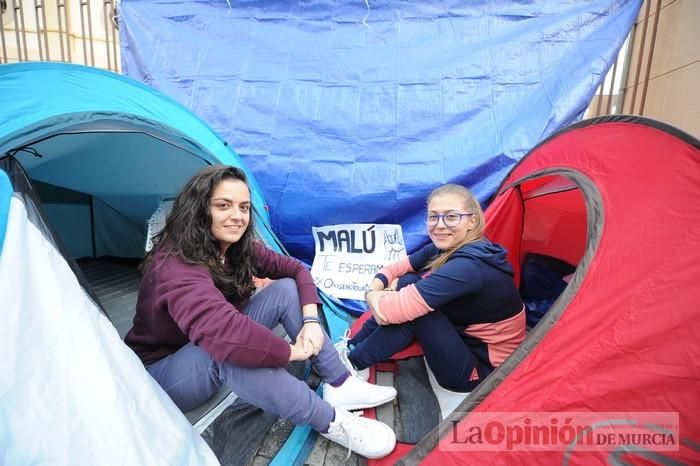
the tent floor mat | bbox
[78,258,141,339]
[202,398,281,466]
[395,358,441,443]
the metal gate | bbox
[1,0,120,72]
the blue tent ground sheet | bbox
[120,0,641,263]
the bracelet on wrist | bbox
[303,316,321,326]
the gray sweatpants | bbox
[146,278,346,431]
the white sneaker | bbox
[425,357,470,420]
[323,374,397,411]
[321,407,396,459]
[334,329,370,382]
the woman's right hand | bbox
[288,338,313,362]
[366,290,393,325]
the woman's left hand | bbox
[298,321,325,356]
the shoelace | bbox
[335,328,352,348]
[335,330,361,378]
[335,330,372,382]
[336,411,364,460]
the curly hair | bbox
[144,165,257,301]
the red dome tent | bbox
[397,116,700,465]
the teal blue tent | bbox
[0,62,345,466]
[0,61,273,258]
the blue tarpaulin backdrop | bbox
[120,0,641,263]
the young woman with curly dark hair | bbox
[125,165,396,459]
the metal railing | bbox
[0,0,120,72]
[586,0,663,117]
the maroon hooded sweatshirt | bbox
[125,242,320,367]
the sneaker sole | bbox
[334,393,396,411]
[319,433,396,459]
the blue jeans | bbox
[348,273,492,392]
[146,278,347,432]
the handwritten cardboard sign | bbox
[311,223,407,300]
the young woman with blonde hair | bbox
[337,184,525,392]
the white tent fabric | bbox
[0,195,218,466]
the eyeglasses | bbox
[425,212,474,228]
